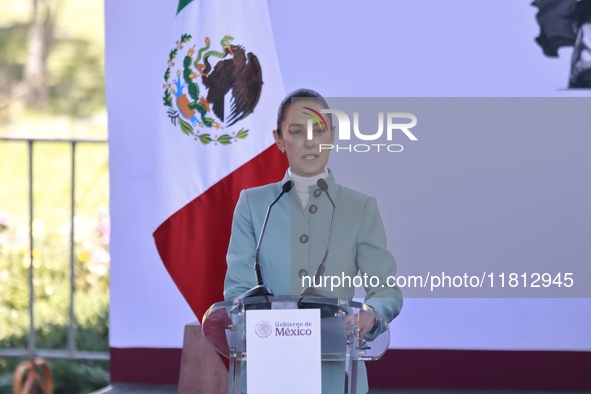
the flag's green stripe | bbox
[177,0,193,15]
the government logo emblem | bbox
[254,320,272,338]
[162,34,263,145]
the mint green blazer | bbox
[224,170,403,393]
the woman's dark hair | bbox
[276,88,330,136]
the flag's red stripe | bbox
[153,145,288,320]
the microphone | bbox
[314,178,336,282]
[300,178,337,299]
[238,180,293,299]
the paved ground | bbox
[94,384,591,394]
[91,385,177,393]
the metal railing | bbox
[0,137,109,361]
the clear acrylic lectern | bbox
[202,295,390,394]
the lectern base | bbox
[178,322,228,394]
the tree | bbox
[23,0,61,109]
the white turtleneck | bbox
[288,168,328,208]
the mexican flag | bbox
[153,0,287,321]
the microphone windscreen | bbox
[316,178,329,191]
[283,180,294,192]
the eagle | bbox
[201,45,263,127]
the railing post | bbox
[67,141,77,354]
[28,139,36,356]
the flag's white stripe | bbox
[154,0,284,229]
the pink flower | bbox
[96,217,110,245]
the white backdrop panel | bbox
[106,0,591,349]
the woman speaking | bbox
[224,88,403,393]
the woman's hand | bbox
[342,309,377,338]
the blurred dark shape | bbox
[533,0,577,57]
[570,1,591,87]
[533,0,591,88]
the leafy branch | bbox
[162,89,172,107]
[196,129,249,145]
[179,118,194,135]
[168,48,178,62]
[180,34,192,44]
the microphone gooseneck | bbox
[314,178,336,282]
[254,180,293,266]
[238,180,293,299]
[300,178,337,299]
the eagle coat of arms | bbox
[162,34,263,145]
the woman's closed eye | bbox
[288,127,325,137]
[288,128,304,136]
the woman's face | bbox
[273,100,334,177]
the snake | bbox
[201,35,235,75]
[182,36,232,101]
